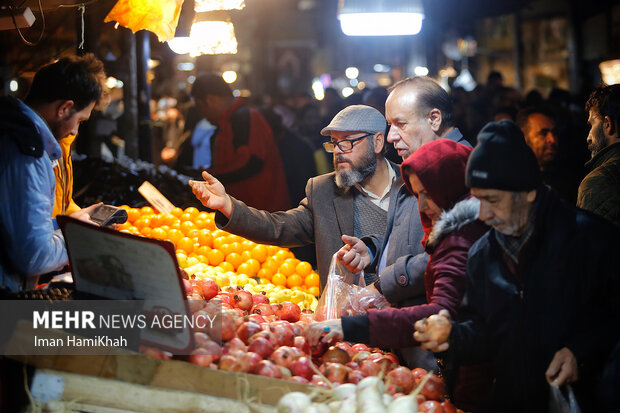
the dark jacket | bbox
[449,186,620,412]
[577,142,620,227]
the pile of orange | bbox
[117,205,320,297]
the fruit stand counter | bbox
[10,353,313,412]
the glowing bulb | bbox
[222,71,237,83]
[339,13,423,36]
[341,87,354,98]
[168,37,192,55]
[312,79,324,100]
[414,66,429,76]
[345,67,359,79]
[9,80,18,92]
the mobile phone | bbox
[89,205,128,227]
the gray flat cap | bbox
[320,105,387,136]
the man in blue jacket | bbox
[0,54,107,292]
[415,121,619,412]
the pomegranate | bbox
[351,343,371,353]
[237,321,262,344]
[310,337,330,357]
[275,301,301,322]
[345,362,359,370]
[269,322,295,346]
[193,331,210,348]
[243,351,263,373]
[247,314,266,324]
[279,366,292,378]
[216,293,234,307]
[411,367,427,386]
[290,357,314,380]
[220,311,236,342]
[383,352,400,365]
[419,400,442,413]
[233,290,253,311]
[287,376,310,384]
[347,369,365,384]
[270,346,300,369]
[294,336,310,354]
[251,303,275,316]
[252,292,269,304]
[360,359,382,377]
[299,313,314,324]
[189,348,215,367]
[419,373,446,401]
[218,354,244,372]
[290,322,305,337]
[321,362,350,384]
[225,337,247,353]
[352,351,371,364]
[440,400,457,413]
[248,337,274,358]
[249,330,279,347]
[183,279,192,295]
[254,360,282,378]
[334,342,355,358]
[322,346,351,364]
[373,355,396,374]
[386,366,415,394]
[199,279,220,300]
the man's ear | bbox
[526,189,537,203]
[56,100,75,119]
[603,115,618,139]
[373,132,385,154]
[428,108,442,133]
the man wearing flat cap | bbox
[191,105,400,289]
[415,120,620,411]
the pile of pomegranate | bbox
[143,278,460,412]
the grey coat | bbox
[215,165,400,289]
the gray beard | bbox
[335,153,377,189]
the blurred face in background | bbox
[472,188,536,236]
[408,173,443,224]
[523,113,558,169]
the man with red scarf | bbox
[190,73,290,212]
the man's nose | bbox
[478,203,492,221]
[386,128,398,143]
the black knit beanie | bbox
[466,120,542,191]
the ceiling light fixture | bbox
[338,0,424,36]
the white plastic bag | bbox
[548,383,581,413]
[314,253,389,320]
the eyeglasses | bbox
[323,133,373,153]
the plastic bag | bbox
[548,383,581,413]
[314,253,389,320]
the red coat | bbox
[208,98,290,212]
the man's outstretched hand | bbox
[336,235,371,272]
[189,171,233,217]
[413,309,452,352]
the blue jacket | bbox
[0,96,67,292]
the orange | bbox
[308,286,320,297]
[159,225,170,232]
[246,258,260,274]
[212,236,227,250]
[140,227,153,237]
[258,277,271,285]
[207,249,225,266]
[177,237,195,254]
[219,261,234,272]
[149,214,163,227]
[197,212,210,221]
[140,206,155,215]
[279,261,296,277]
[219,243,234,256]
[196,245,211,257]
[257,267,273,281]
[262,257,279,273]
[286,274,303,288]
[203,217,216,231]
[170,207,184,217]
[167,228,184,246]
[250,245,268,263]
[225,252,243,270]
[196,230,213,247]
[241,240,256,250]
[296,261,313,277]
[170,221,182,230]
[160,213,177,226]
[185,229,200,239]
[116,223,130,231]
[196,255,207,263]
[151,227,168,240]
[228,242,241,254]
[184,207,199,217]
[237,262,254,276]
[127,208,141,223]
[241,250,252,261]
[119,205,130,211]
[304,272,320,288]
[129,227,141,236]
[134,217,152,230]
[275,249,290,263]
[271,273,287,286]
[194,219,207,229]
[179,221,196,235]
[267,245,279,256]
[179,212,194,223]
